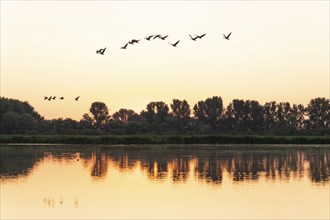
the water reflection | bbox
[42,196,79,209]
[0,145,329,184]
[90,150,108,179]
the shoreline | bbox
[0,135,329,145]
[1,143,329,148]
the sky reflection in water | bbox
[1,145,329,219]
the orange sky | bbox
[1,1,329,120]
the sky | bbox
[1,1,329,120]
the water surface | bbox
[1,145,329,219]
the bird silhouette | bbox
[160,35,168,40]
[96,47,106,55]
[59,97,64,100]
[196,33,206,39]
[75,96,80,101]
[129,39,140,45]
[169,40,180,47]
[121,43,128,49]
[48,96,52,101]
[153,34,161,40]
[145,35,154,41]
[189,34,199,41]
[44,96,48,100]
[223,32,232,40]
[52,96,56,100]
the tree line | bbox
[0,96,329,135]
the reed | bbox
[0,135,329,145]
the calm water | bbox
[1,145,329,219]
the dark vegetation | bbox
[0,96,329,144]
[0,135,329,144]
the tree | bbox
[223,102,236,132]
[112,109,137,123]
[271,102,296,134]
[249,100,264,132]
[83,102,110,131]
[226,99,246,132]
[291,104,306,131]
[19,113,38,133]
[0,97,42,122]
[306,98,330,130]
[263,101,277,132]
[50,118,80,134]
[1,112,20,134]
[141,101,169,123]
[170,99,191,131]
[2,96,330,135]
[193,96,223,130]
[225,99,263,133]
[193,100,207,121]
[205,96,224,130]
[0,98,42,134]
[170,99,191,119]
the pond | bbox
[0,145,329,219]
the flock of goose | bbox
[44,33,231,101]
[44,96,80,101]
[96,32,232,55]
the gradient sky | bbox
[1,1,329,120]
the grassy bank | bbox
[0,135,329,145]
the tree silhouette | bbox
[194,96,224,130]
[205,96,224,130]
[263,101,277,132]
[83,102,110,131]
[193,100,207,121]
[170,99,191,119]
[226,99,246,132]
[112,109,137,123]
[141,101,169,123]
[1,96,329,135]
[225,99,263,132]
[170,99,191,131]
[306,98,330,130]
[249,100,264,132]
[0,98,42,134]
[272,102,295,134]
[291,104,306,131]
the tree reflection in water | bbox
[1,145,329,184]
[90,150,108,179]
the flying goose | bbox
[223,32,232,40]
[75,96,80,101]
[121,43,128,49]
[96,47,106,55]
[189,34,199,41]
[129,39,140,44]
[145,35,154,41]
[160,35,168,40]
[59,97,64,100]
[153,34,161,40]
[169,40,180,47]
[196,33,206,39]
